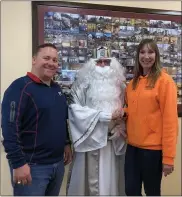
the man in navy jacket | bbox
[1,43,72,196]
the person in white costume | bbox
[67,56,127,196]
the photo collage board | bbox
[42,6,181,104]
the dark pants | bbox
[124,144,162,196]
[9,160,64,196]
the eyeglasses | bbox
[95,59,111,65]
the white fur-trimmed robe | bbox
[67,58,126,195]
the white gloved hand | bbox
[99,112,112,122]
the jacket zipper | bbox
[10,101,16,122]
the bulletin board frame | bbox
[31,1,182,116]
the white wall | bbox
[1,1,32,96]
[67,0,181,11]
[1,0,181,95]
[1,1,181,195]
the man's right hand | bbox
[13,164,32,185]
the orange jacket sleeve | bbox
[159,78,178,165]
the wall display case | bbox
[32,1,182,116]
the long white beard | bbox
[75,58,126,113]
[86,66,124,113]
[75,57,125,87]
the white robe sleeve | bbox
[69,104,112,152]
[68,80,112,152]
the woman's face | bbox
[139,44,156,70]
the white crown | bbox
[96,46,109,59]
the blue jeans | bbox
[9,160,65,196]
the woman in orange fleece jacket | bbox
[122,39,178,196]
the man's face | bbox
[32,47,59,80]
[96,59,111,67]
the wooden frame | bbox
[31,1,182,116]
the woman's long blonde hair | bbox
[132,39,162,90]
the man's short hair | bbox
[34,43,57,56]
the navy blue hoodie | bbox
[1,72,70,169]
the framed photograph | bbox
[32,1,181,116]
